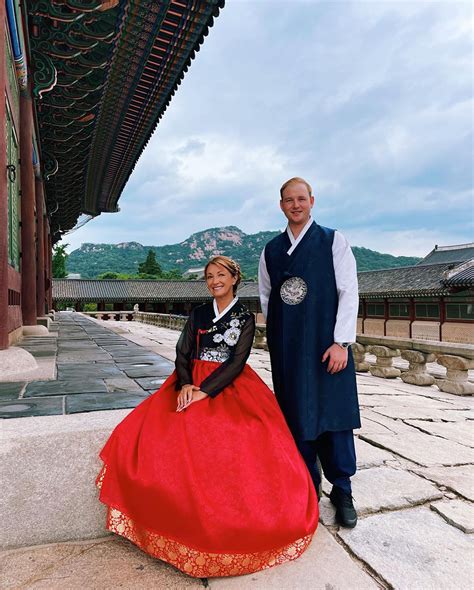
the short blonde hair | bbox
[280,177,313,199]
[204,256,242,295]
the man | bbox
[258,177,360,528]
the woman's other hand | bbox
[176,387,208,412]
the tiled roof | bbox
[357,263,461,298]
[443,264,474,287]
[417,244,474,266]
[53,279,260,302]
[54,261,474,303]
[27,0,226,239]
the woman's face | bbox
[205,263,235,299]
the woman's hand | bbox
[176,386,208,412]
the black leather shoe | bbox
[329,486,357,528]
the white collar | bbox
[286,216,314,255]
[213,296,239,323]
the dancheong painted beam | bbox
[25,0,225,241]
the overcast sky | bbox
[64,0,473,257]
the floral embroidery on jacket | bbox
[199,345,231,363]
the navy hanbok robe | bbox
[264,222,360,440]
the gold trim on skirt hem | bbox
[97,464,314,577]
[105,506,313,578]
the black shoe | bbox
[329,486,357,528]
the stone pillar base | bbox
[36,317,51,330]
[22,325,50,336]
[400,350,436,386]
[367,345,401,379]
[401,372,435,386]
[0,347,38,379]
[369,366,401,379]
[437,380,474,396]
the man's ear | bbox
[279,199,284,212]
[310,195,315,208]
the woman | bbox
[97,256,318,578]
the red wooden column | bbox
[43,217,49,311]
[47,231,53,310]
[35,180,46,316]
[0,1,8,349]
[20,91,37,326]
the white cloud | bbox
[64,0,473,257]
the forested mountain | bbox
[66,226,421,279]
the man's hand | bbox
[322,343,348,374]
[177,386,208,411]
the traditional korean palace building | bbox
[53,279,262,316]
[1,0,225,350]
[53,243,474,345]
[357,243,473,344]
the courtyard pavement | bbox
[1,313,473,589]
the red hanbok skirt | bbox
[97,360,318,577]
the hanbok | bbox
[97,299,318,577]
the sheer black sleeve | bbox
[175,310,196,389]
[199,314,255,398]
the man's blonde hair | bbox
[204,256,242,295]
[280,177,313,199]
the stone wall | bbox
[412,321,440,341]
[442,322,474,345]
[363,318,385,336]
[386,319,410,339]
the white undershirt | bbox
[213,296,239,323]
[258,218,359,343]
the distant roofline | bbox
[432,243,474,252]
[357,262,451,275]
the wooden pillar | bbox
[408,298,415,339]
[20,92,37,326]
[35,180,46,316]
[47,231,52,310]
[0,1,8,349]
[439,297,445,342]
[43,218,50,311]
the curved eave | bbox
[359,289,452,299]
[88,1,226,216]
[27,0,226,241]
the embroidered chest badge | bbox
[280,277,308,305]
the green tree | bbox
[52,244,69,278]
[138,249,162,276]
[162,268,183,279]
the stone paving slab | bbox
[404,419,474,447]
[209,525,379,590]
[0,537,202,590]
[135,376,170,391]
[65,392,148,414]
[371,406,471,421]
[104,377,143,392]
[322,466,442,515]
[0,382,25,399]
[57,352,113,363]
[355,438,395,469]
[24,379,108,397]
[57,363,124,380]
[0,397,64,418]
[430,499,474,533]
[412,465,474,501]
[360,431,474,466]
[338,507,474,590]
[123,365,174,379]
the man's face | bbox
[280,182,314,226]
